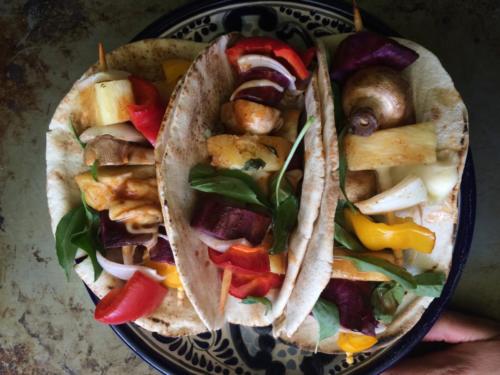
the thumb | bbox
[423,311,500,343]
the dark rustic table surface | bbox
[1,0,499,373]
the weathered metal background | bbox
[0,0,499,374]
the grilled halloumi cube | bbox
[270,253,287,275]
[332,248,396,282]
[94,79,135,125]
[207,134,291,172]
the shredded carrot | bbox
[353,0,364,32]
[98,42,108,71]
[219,269,233,313]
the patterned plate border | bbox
[89,1,476,374]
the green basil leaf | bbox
[312,298,340,341]
[338,254,417,290]
[55,205,86,279]
[337,127,356,211]
[189,164,270,207]
[334,223,365,252]
[274,116,314,206]
[90,160,99,181]
[243,158,266,171]
[414,271,446,297]
[241,296,272,314]
[191,176,268,207]
[371,282,406,324]
[69,120,85,149]
[269,194,299,254]
[71,229,102,280]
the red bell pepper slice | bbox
[301,47,317,68]
[127,76,165,146]
[226,37,310,81]
[94,271,167,324]
[208,245,270,273]
[229,269,284,299]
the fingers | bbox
[383,339,500,375]
[423,311,500,343]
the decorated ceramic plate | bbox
[88,1,476,374]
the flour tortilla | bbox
[155,34,325,330]
[281,34,469,353]
[46,38,209,336]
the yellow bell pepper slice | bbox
[162,59,191,96]
[337,332,378,364]
[344,209,435,253]
[145,260,183,290]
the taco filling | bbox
[54,44,194,325]
[186,37,314,314]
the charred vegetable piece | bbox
[99,210,152,248]
[84,135,154,166]
[191,197,271,246]
[149,235,175,265]
[342,66,414,135]
[207,134,291,172]
[332,31,419,83]
[79,123,147,144]
[94,79,135,126]
[345,122,437,171]
[221,100,282,135]
[321,278,378,336]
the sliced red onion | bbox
[96,251,165,282]
[196,230,251,252]
[237,54,296,90]
[232,86,284,107]
[238,67,291,88]
[230,79,284,101]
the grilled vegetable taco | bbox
[46,38,210,335]
[277,19,469,362]
[155,34,326,329]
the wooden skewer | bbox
[353,0,364,32]
[219,269,232,313]
[98,42,108,71]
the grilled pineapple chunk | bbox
[94,79,135,126]
[207,134,291,172]
[345,122,437,171]
[332,248,395,282]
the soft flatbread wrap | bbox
[47,38,209,335]
[279,32,468,359]
[156,34,326,329]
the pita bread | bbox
[46,38,209,336]
[156,34,326,330]
[281,34,469,353]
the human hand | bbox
[382,310,500,375]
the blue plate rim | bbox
[92,1,477,374]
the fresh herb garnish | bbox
[55,194,103,280]
[334,200,364,251]
[69,120,85,149]
[243,158,266,171]
[312,298,340,341]
[274,116,314,206]
[90,160,99,181]
[338,254,417,290]
[371,281,405,324]
[269,192,299,254]
[337,126,356,211]
[242,296,272,314]
[414,271,446,297]
[189,164,269,207]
